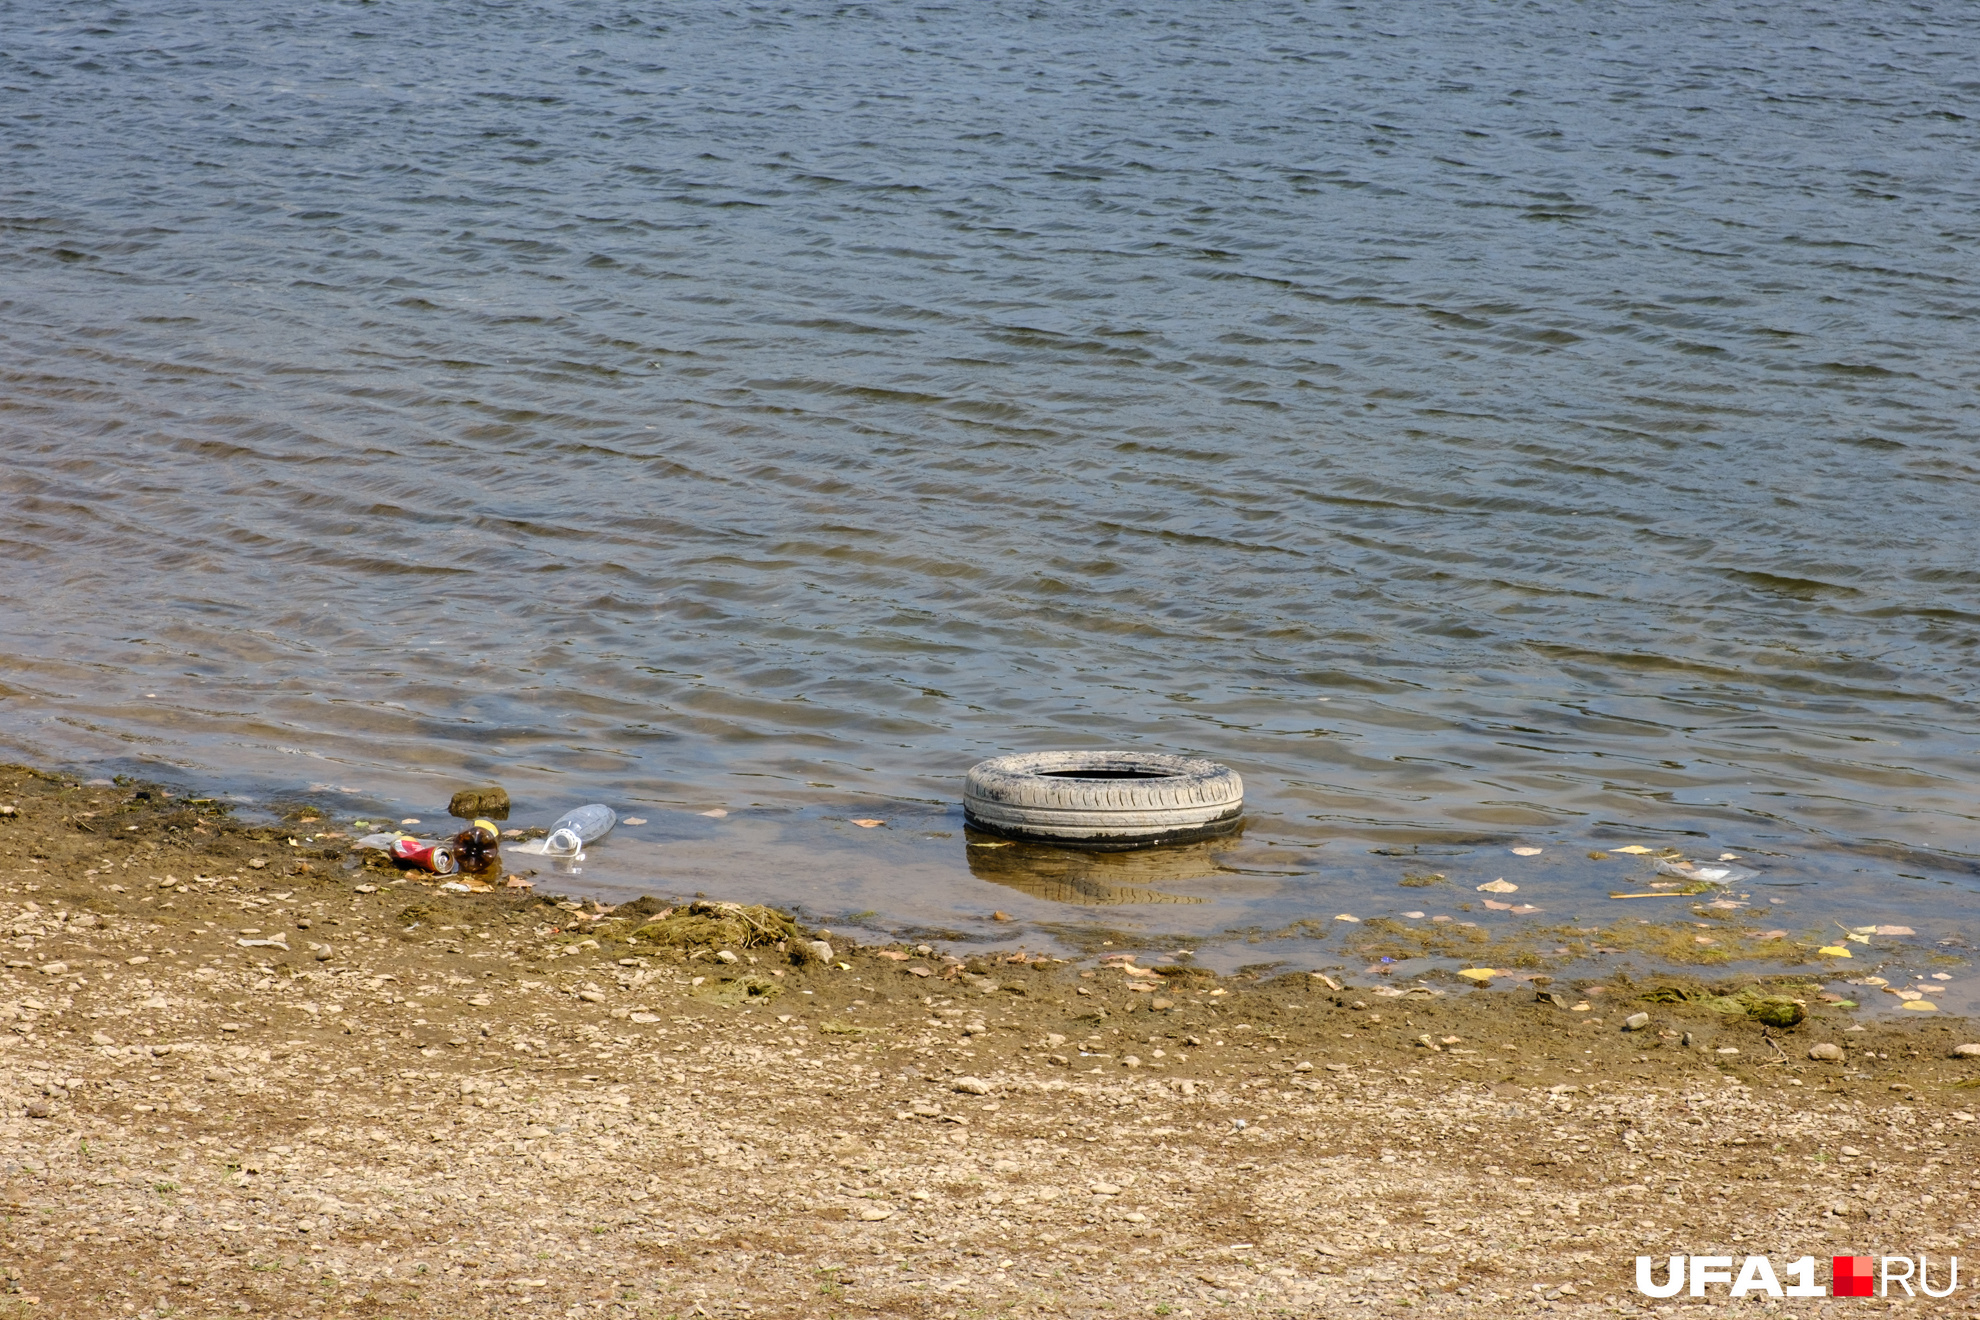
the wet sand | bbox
[1,763,1977,1318]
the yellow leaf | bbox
[1816,946,1853,958]
[1901,1000,1938,1012]
[1456,968,1498,981]
[1609,846,1654,855]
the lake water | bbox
[4,2,1977,988]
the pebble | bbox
[715,950,740,965]
[1622,1013,1650,1031]
[1089,1183,1120,1196]
[1808,1043,1844,1061]
[953,1077,991,1096]
[858,1207,892,1221]
[24,1101,51,1119]
[577,990,606,1003]
[805,940,833,963]
[38,962,67,976]
[1953,1044,1980,1058]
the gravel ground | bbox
[1,764,1977,1318]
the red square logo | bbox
[1833,1256,1875,1298]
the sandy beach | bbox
[0,763,1976,1318]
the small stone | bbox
[1293,1061,1313,1072]
[24,1101,51,1119]
[1623,1012,1651,1031]
[1089,1183,1120,1196]
[1840,1145,1862,1157]
[858,1207,893,1221]
[314,946,336,962]
[805,940,833,963]
[220,1023,244,1033]
[1151,997,1173,1010]
[248,859,267,869]
[577,990,606,1003]
[38,962,67,976]
[1809,1043,1844,1061]
[1953,1044,1980,1058]
[910,1102,942,1118]
[90,1031,114,1046]
[715,950,740,965]
[953,1077,991,1096]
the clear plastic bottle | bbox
[544,804,616,857]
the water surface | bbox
[3,1,1978,977]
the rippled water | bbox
[4,2,1979,964]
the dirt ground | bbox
[0,763,1977,1319]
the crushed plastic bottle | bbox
[544,804,616,858]
[1654,857,1759,885]
[354,832,407,851]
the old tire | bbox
[963,750,1243,850]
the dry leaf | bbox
[1456,968,1497,982]
[621,817,647,826]
[1510,846,1543,856]
[1477,879,1518,894]
[1508,904,1541,915]
[1482,899,1513,911]
[1333,913,1360,923]
[851,818,885,828]
[1609,845,1653,855]
[1901,1000,1938,1012]
[1816,945,1853,958]
[699,808,728,818]
[1875,925,1915,936]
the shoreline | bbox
[1,762,1976,1317]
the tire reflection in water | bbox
[962,830,1227,906]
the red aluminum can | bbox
[390,837,457,874]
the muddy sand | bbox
[0,763,1977,1318]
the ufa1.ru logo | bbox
[1635,1255,1959,1298]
